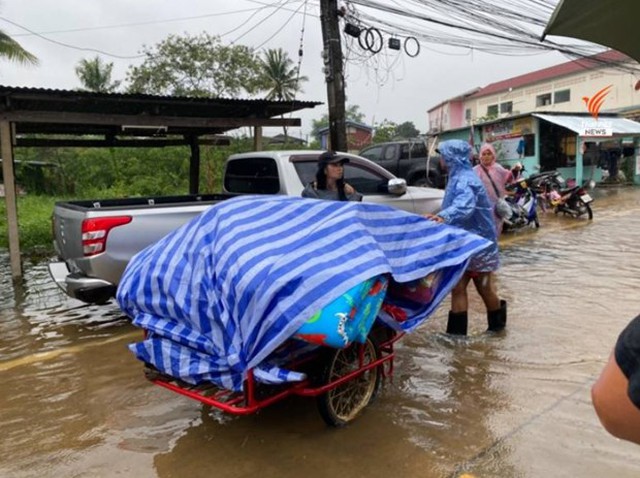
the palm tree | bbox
[259,48,308,141]
[0,30,38,65]
[75,56,121,93]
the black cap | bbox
[318,151,349,167]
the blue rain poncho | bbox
[436,140,500,272]
[117,195,491,391]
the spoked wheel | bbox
[317,338,381,427]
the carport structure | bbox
[0,85,321,279]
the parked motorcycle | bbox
[502,176,540,232]
[530,171,594,220]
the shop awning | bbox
[541,0,640,64]
[532,114,640,137]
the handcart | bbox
[143,324,403,427]
[119,196,491,428]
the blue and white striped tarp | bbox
[117,195,491,392]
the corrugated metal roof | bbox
[468,50,630,99]
[0,85,322,137]
[532,113,640,136]
[0,84,321,108]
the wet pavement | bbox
[1,187,640,478]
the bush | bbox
[0,195,59,252]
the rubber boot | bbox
[487,300,507,332]
[446,310,468,335]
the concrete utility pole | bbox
[319,0,347,152]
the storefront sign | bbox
[483,118,533,141]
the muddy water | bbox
[1,187,640,478]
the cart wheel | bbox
[317,338,381,427]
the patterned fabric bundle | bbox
[117,195,490,392]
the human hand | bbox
[344,183,355,195]
[424,214,444,223]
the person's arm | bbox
[592,315,640,445]
[301,182,319,199]
[344,183,363,201]
[437,183,477,225]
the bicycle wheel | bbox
[317,338,381,427]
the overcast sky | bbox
[0,0,574,139]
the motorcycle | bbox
[530,171,594,220]
[501,176,540,232]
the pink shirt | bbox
[474,163,514,233]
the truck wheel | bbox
[317,338,381,427]
[412,176,433,188]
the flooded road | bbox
[1,187,640,478]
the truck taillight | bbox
[81,216,132,256]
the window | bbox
[399,142,427,160]
[293,160,393,195]
[359,145,382,161]
[465,108,471,121]
[536,93,552,107]
[487,104,498,116]
[224,157,280,194]
[343,164,393,194]
[554,89,571,103]
[500,101,513,114]
[383,144,398,161]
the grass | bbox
[0,195,60,255]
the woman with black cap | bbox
[302,151,362,202]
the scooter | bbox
[532,171,594,220]
[502,176,540,232]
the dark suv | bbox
[359,140,446,188]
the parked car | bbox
[359,140,446,188]
[49,150,444,304]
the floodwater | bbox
[1,187,640,478]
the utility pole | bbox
[319,0,347,152]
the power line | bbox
[7,7,278,38]
[0,16,144,60]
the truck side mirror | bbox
[388,178,407,195]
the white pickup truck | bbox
[49,150,444,304]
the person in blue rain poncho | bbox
[426,139,507,335]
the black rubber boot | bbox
[487,300,507,332]
[446,310,468,335]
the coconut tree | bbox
[259,48,308,141]
[259,48,307,101]
[0,30,38,65]
[75,56,121,93]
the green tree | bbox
[75,56,121,92]
[372,119,398,143]
[259,48,307,101]
[395,121,420,139]
[126,32,266,97]
[0,30,37,65]
[311,104,366,141]
[258,48,308,140]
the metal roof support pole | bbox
[0,120,22,279]
[188,135,200,195]
[575,136,584,186]
[254,126,263,151]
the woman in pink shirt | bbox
[473,143,514,234]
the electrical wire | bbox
[0,16,144,59]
